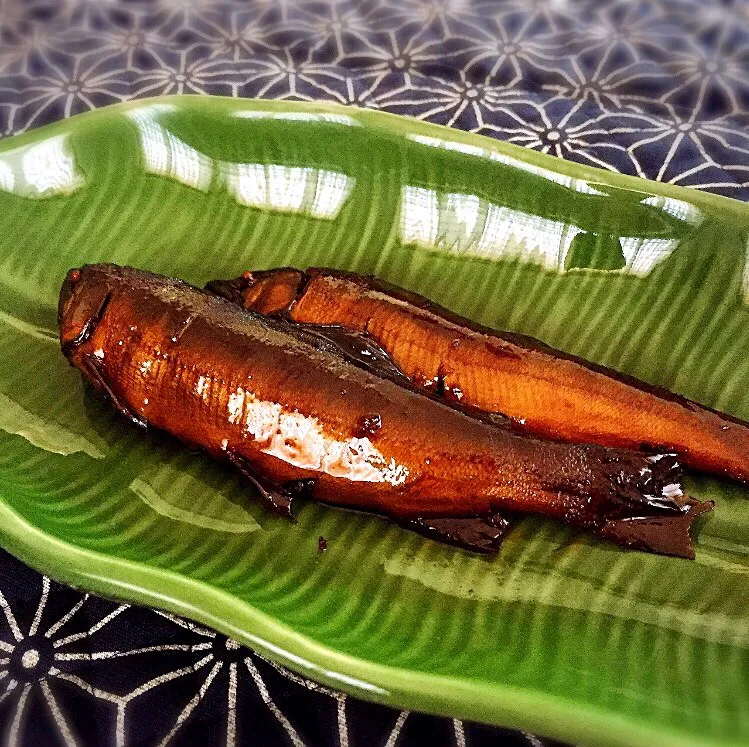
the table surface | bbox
[0,0,747,745]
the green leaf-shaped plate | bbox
[1,96,748,747]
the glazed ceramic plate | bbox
[1,96,748,747]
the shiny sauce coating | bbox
[61,265,711,558]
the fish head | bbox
[58,264,119,354]
[206,268,304,315]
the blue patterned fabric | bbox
[1,0,747,196]
[0,1,747,745]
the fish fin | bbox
[225,451,310,519]
[596,499,713,559]
[398,512,512,554]
[81,353,147,430]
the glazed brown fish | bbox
[60,264,711,558]
[209,267,749,483]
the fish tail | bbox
[595,498,713,559]
[583,448,713,559]
[603,451,685,512]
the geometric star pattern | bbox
[1,0,747,197]
[0,0,746,744]
[0,556,561,746]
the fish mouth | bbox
[58,266,113,355]
[58,267,83,328]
